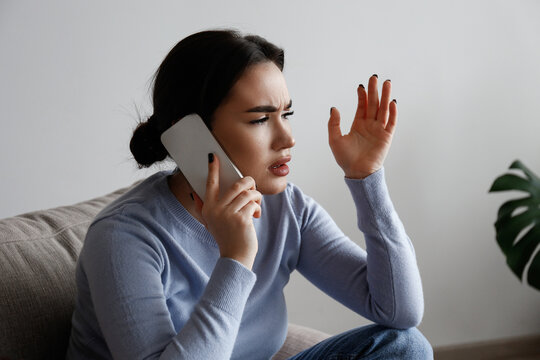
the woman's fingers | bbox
[328,107,342,147]
[353,84,367,121]
[205,152,220,203]
[240,200,262,219]
[220,176,257,206]
[230,189,262,217]
[377,80,392,127]
[366,75,379,120]
[386,99,398,134]
[203,153,261,220]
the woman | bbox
[67,29,432,359]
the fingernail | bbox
[386,79,391,83]
[330,107,334,115]
[392,99,397,104]
[189,193,194,201]
[372,74,378,78]
[208,153,214,163]
[359,84,364,89]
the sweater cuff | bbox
[201,257,257,320]
[343,167,397,233]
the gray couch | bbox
[0,181,329,359]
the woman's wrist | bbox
[344,168,379,180]
[220,249,257,270]
[221,255,255,270]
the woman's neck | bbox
[167,170,205,225]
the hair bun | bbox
[129,116,168,168]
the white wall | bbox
[1,0,539,348]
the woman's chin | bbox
[257,179,288,195]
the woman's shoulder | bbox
[262,182,321,221]
[284,182,319,206]
[81,171,177,259]
[91,170,174,228]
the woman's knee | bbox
[288,325,432,359]
[335,325,433,359]
[384,327,433,359]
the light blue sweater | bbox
[66,168,423,360]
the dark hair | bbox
[130,29,285,168]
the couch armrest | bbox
[0,182,138,359]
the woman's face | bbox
[211,61,295,195]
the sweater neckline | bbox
[156,169,217,247]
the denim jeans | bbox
[287,324,433,360]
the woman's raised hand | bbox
[193,154,261,270]
[328,75,397,179]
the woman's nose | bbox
[273,121,295,150]
[285,133,295,149]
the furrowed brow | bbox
[245,99,293,113]
[245,105,277,113]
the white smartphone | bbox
[160,113,243,199]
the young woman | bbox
[67,29,433,359]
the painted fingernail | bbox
[208,153,214,163]
[189,193,194,201]
[372,74,378,78]
[359,84,364,89]
[392,99,397,104]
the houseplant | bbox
[489,160,540,291]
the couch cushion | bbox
[271,324,330,360]
[0,184,136,359]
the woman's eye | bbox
[249,111,293,125]
[282,111,294,119]
[250,117,269,125]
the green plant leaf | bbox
[489,174,538,194]
[505,227,540,280]
[495,208,538,253]
[489,160,540,291]
[497,197,536,219]
[527,251,540,289]
[511,160,540,183]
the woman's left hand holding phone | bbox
[192,153,261,270]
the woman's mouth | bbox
[269,156,291,176]
[269,163,289,176]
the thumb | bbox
[328,107,342,146]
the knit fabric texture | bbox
[66,168,424,360]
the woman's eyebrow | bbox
[245,99,293,113]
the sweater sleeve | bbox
[81,215,256,360]
[295,167,424,329]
